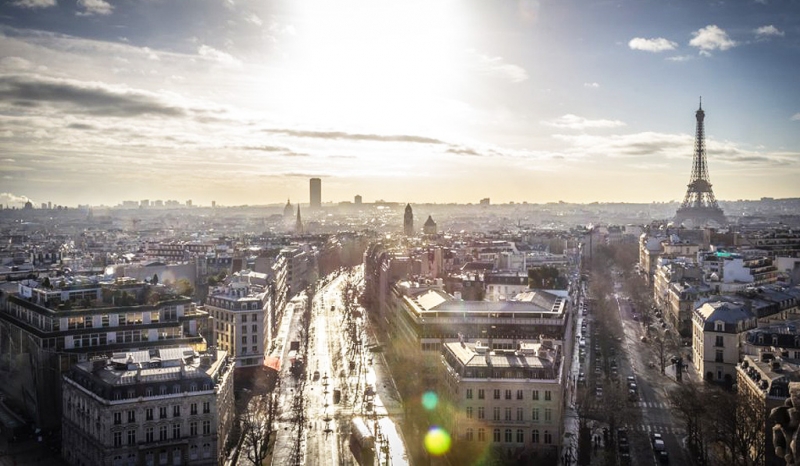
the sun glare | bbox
[276,0,466,134]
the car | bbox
[652,433,663,443]
[579,339,586,348]
[640,335,648,343]
[628,389,638,400]
[313,370,320,381]
[595,388,603,397]
[627,375,636,383]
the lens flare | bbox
[421,391,438,410]
[424,426,451,456]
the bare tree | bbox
[668,382,709,465]
[241,394,278,466]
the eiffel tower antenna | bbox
[673,99,727,226]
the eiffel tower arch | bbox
[673,100,727,227]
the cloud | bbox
[754,25,784,39]
[583,82,600,88]
[77,0,113,15]
[628,37,678,52]
[244,13,263,26]
[446,147,482,157]
[10,0,55,8]
[0,75,185,117]
[197,45,241,67]
[470,51,529,83]
[265,129,445,145]
[689,25,736,52]
[240,145,308,156]
[666,55,693,62]
[66,123,96,130]
[542,114,626,130]
[792,113,800,121]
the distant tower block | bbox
[309,178,321,210]
[354,195,362,205]
[673,99,727,227]
[404,204,414,236]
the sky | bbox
[1,0,799,208]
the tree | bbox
[668,382,709,464]
[151,273,159,285]
[176,278,195,297]
[241,394,277,465]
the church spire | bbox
[295,205,303,234]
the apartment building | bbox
[204,281,267,369]
[61,347,234,466]
[0,276,208,429]
[441,340,564,461]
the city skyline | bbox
[1,0,799,208]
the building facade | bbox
[0,277,208,429]
[204,282,267,369]
[441,340,564,461]
[61,347,234,466]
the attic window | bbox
[715,321,724,332]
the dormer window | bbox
[715,321,724,332]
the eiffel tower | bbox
[673,99,727,227]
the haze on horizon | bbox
[1,0,799,209]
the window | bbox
[545,408,552,422]
[114,431,122,447]
[146,408,154,421]
[493,407,500,421]
[544,430,552,444]
[478,428,486,442]
[145,427,154,443]
[532,390,539,400]
[466,389,473,400]
[202,420,211,435]
[478,389,485,400]
[251,313,258,322]
[160,386,167,395]
[203,402,210,414]
[477,407,485,420]
[516,408,523,421]
[190,403,197,415]
[715,335,724,347]
[715,321,724,332]
[241,336,247,344]
[160,407,167,419]
[159,425,167,441]
[114,412,122,425]
[516,390,523,400]
[128,410,136,423]
[242,325,247,334]
[127,429,136,445]
[504,389,511,400]
[504,429,512,443]
[190,422,197,436]
[172,423,181,439]
[173,405,180,417]
[532,408,539,421]
[466,428,474,441]
[532,429,539,443]
[252,345,258,353]
[544,390,551,401]
[504,407,511,421]
[252,324,258,333]
[516,429,524,443]
[493,389,500,400]
[715,350,724,363]
[493,429,501,442]
[466,407,473,419]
